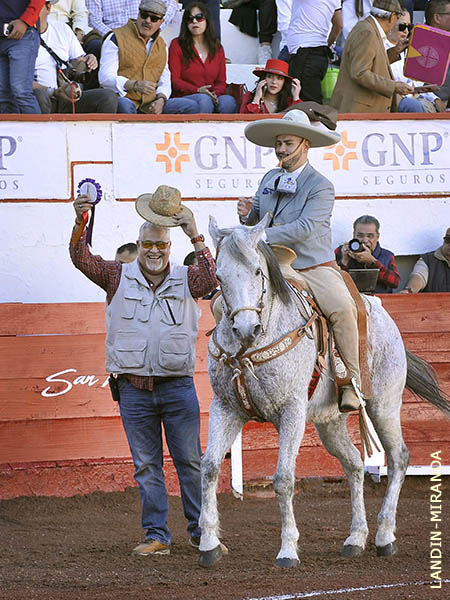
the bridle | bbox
[216,237,268,328]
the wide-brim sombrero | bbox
[244,108,341,149]
[135,185,192,227]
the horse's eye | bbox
[255,268,262,276]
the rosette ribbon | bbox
[72,178,102,247]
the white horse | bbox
[199,215,450,568]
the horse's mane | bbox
[222,230,292,306]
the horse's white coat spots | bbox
[242,578,450,600]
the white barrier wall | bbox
[0,116,449,303]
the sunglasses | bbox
[187,13,205,23]
[139,10,163,22]
[140,240,170,250]
[398,23,413,32]
[443,236,450,244]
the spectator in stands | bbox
[341,0,373,46]
[163,2,236,114]
[335,215,400,293]
[400,227,450,293]
[98,0,171,114]
[227,0,277,64]
[425,0,450,110]
[330,0,413,113]
[240,59,301,113]
[386,8,443,112]
[33,0,118,113]
[0,0,45,114]
[276,0,292,62]
[70,185,217,556]
[48,0,90,41]
[84,0,177,58]
[180,0,220,40]
[115,242,138,263]
[287,0,342,104]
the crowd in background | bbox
[0,0,449,115]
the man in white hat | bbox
[238,109,367,412]
[70,185,218,555]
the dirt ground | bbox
[0,476,447,600]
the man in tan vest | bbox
[98,0,171,114]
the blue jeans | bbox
[117,96,137,113]
[118,377,202,545]
[164,93,237,114]
[398,96,425,113]
[0,27,41,113]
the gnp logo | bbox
[0,135,19,170]
[155,132,190,173]
[323,131,358,171]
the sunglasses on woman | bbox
[140,240,170,250]
[398,23,413,32]
[139,10,163,22]
[187,13,205,23]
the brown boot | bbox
[339,386,361,413]
[131,539,170,556]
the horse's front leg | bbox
[273,406,306,568]
[315,418,368,556]
[199,398,244,567]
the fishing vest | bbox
[114,19,166,110]
[105,261,201,377]
[422,251,450,293]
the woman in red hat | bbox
[240,59,302,114]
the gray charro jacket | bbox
[245,162,335,270]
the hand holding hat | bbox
[136,185,192,227]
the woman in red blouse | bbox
[240,59,302,114]
[164,2,237,114]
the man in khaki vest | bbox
[70,185,218,556]
[98,0,171,114]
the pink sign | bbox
[404,24,450,85]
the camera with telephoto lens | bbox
[348,238,364,253]
[61,65,87,85]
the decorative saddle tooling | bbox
[208,273,380,458]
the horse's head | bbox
[209,214,272,348]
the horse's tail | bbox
[405,349,450,417]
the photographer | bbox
[335,215,400,294]
[32,0,118,113]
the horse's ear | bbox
[208,215,222,248]
[250,212,271,243]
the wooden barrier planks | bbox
[0,293,449,498]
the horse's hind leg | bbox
[366,399,409,556]
[199,399,244,567]
[315,417,368,556]
[273,408,306,568]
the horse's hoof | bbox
[199,543,228,567]
[275,557,300,568]
[341,544,364,558]
[376,541,398,557]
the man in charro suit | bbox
[330,0,413,113]
[237,109,367,413]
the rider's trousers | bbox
[286,265,362,389]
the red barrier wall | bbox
[0,294,449,499]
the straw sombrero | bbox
[244,108,341,149]
[135,185,192,227]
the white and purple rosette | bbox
[77,178,102,246]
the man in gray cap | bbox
[239,110,369,413]
[99,0,171,114]
[330,0,414,113]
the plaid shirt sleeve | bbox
[374,255,400,290]
[187,247,218,298]
[69,225,121,304]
